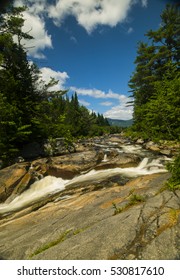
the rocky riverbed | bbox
[0,134,179,260]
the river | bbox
[0,137,171,216]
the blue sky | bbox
[14,0,174,120]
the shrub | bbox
[166,153,180,191]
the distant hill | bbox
[107,118,133,127]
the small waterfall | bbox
[0,155,168,216]
[121,144,143,154]
[66,157,167,187]
[102,154,108,162]
[138,157,149,169]
[0,176,69,215]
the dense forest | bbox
[128,4,180,141]
[0,5,121,165]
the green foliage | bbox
[112,193,146,215]
[0,92,32,163]
[166,154,180,191]
[0,5,111,166]
[29,229,72,258]
[0,5,47,164]
[128,194,145,205]
[112,202,124,215]
[129,4,180,141]
[144,66,180,140]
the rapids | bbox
[0,142,169,216]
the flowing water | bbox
[0,140,170,216]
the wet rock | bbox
[159,149,172,156]
[95,153,140,170]
[0,135,179,260]
[145,141,160,152]
[136,138,144,144]
[96,151,105,163]
[44,138,76,156]
[0,164,28,202]
[14,156,25,163]
[0,161,47,203]
[47,164,80,179]
[5,173,33,203]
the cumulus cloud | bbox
[48,0,135,33]
[15,0,47,14]
[71,86,133,119]
[100,101,113,106]
[70,86,123,100]
[13,0,148,57]
[14,0,52,58]
[103,92,133,119]
[104,105,133,120]
[79,99,91,106]
[40,67,69,90]
[21,12,52,58]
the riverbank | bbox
[0,134,179,260]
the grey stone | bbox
[0,172,179,260]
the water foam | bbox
[0,157,167,215]
[0,176,69,215]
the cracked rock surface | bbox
[0,172,179,260]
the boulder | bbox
[0,161,47,203]
[136,138,144,144]
[144,141,161,153]
[145,141,155,149]
[43,138,76,156]
[47,164,80,179]
[0,163,28,202]
[95,153,140,170]
[159,149,172,156]
[21,142,44,159]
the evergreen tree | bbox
[0,6,40,161]
[145,62,180,140]
[0,4,115,166]
[129,4,180,139]
[0,5,61,162]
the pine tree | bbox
[0,6,52,162]
[129,4,180,139]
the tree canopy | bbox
[0,5,113,166]
[129,4,180,141]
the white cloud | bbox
[14,0,48,14]
[48,0,136,33]
[70,86,133,119]
[14,0,52,58]
[70,86,124,100]
[141,0,148,7]
[13,0,148,58]
[79,99,90,106]
[127,27,133,34]
[21,12,52,58]
[104,105,133,120]
[100,101,113,106]
[103,91,133,119]
[40,67,69,90]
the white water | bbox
[102,154,108,162]
[0,157,167,216]
[121,144,143,154]
[0,176,69,215]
